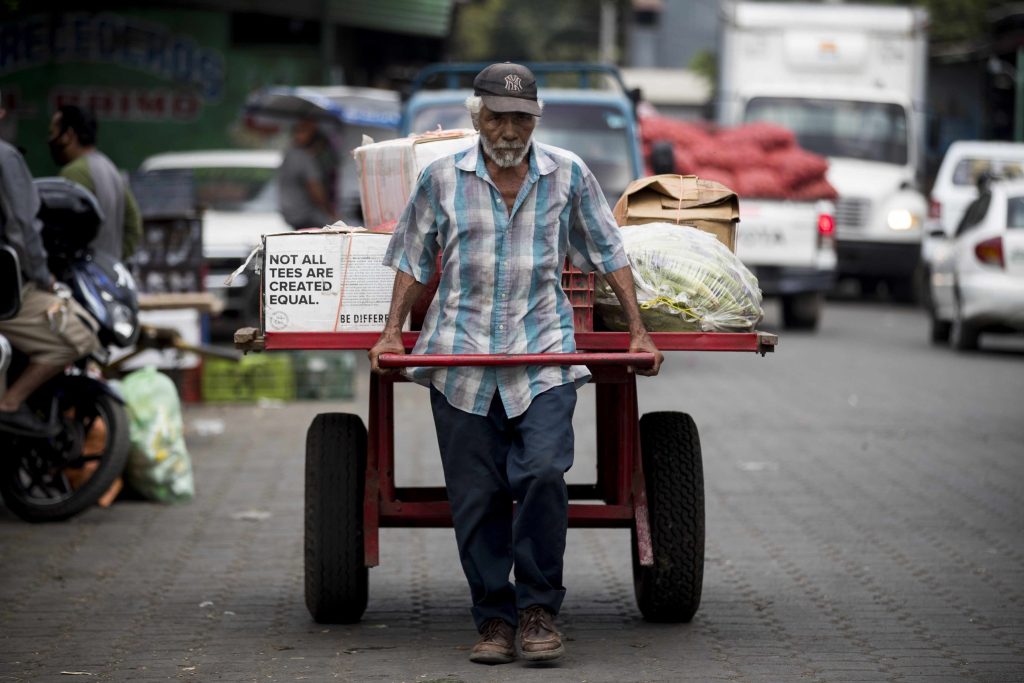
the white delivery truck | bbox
[718,1,929,301]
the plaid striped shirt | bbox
[384,140,629,417]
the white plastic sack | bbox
[120,367,194,502]
[595,222,763,332]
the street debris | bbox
[230,509,272,521]
[190,418,226,437]
[737,461,779,472]
[256,397,285,408]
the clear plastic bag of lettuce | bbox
[595,223,763,332]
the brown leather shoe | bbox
[518,605,564,661]
[469,618,516,664]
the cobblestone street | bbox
[2,304,1023,682]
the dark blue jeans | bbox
[430,383,576,631]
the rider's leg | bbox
[0,284,100,422]
[0,362,64,411]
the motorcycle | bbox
[0,178,138,522]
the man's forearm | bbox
[602,265,647,336]
[382,270,427,337]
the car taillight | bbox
[818,214,835,236]
[928,199,941,220]
[975,236,1004,268]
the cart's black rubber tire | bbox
[633,411,705,623]
[781,292,821,330]
[305,413,368,624]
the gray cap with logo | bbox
[473,62,541,117]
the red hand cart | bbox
[242,328,776,625]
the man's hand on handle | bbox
[602,265,664,377]
[369,330,405,375]
[370,270,427,375]
[628,329,663,376]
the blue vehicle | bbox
[401,63,644,205]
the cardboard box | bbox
[612,174,740,252]
[354,129,477,230]
[262,229,408,333]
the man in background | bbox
[278,118,336,229]
[48,104,142,261]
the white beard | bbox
[482,136,531,168]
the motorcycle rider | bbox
[0,93,101,435]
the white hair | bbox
[464,95,543,129]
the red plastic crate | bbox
[561,260,595,332]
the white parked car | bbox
[138,150,291,337]
[923,142,1024,278]
[928,179,1024,350]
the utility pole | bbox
[321,0,339,84]
[600,0,617,64]
[1016,46,1023,142]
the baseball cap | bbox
[473,62,541,117]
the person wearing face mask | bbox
[369,63,663,665]
[48,105,141,261]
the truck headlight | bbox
[887,209,916,231]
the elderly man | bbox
[369,62,662,664]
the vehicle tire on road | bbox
[929,306,951,344]
[633,411,704,623]
[950,294,979,351]
[305,412,368,624]
[781,292,822,330]
[0,392,130,523]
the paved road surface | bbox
[1,301,1022,682]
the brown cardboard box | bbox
[612,174,740,252]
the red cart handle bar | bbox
[377,352,656,369]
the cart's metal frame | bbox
[254,330,776,568]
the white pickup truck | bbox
[735,198,837,329]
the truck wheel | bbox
[781,292,822,330]
[305,413,368,623]
[633,412,704,623]
[888,276,919,305]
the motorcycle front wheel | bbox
[0,392,130,522]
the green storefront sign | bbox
[0,9,323,175]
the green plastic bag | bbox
[120,367,194,502]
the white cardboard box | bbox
[354,129,477,229]
[262,229,406,333]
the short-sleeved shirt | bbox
[60,150,142,261]
[383,140,628,418]
[278,146,331,229]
